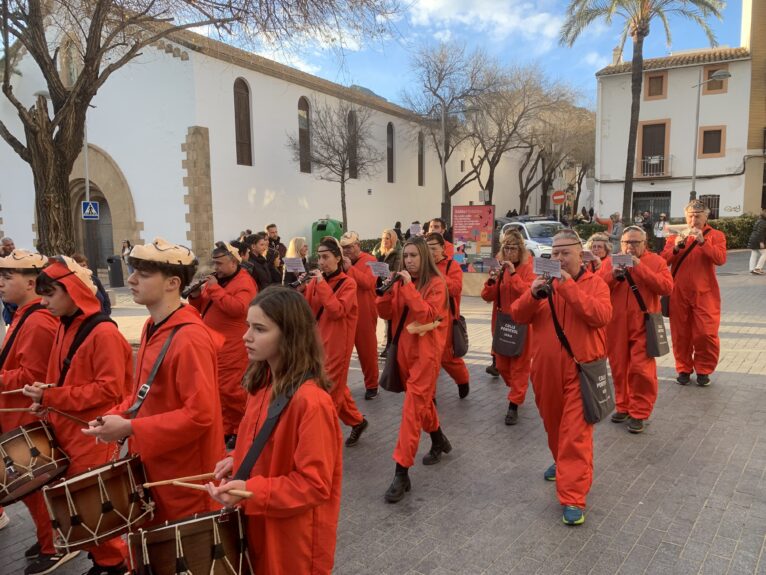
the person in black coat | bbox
[748,209,766,275]
[247,232,281,289]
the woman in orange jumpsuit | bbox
[376,236,451,503]
[301,237,368,446]
[206,287,343,575]
[426,232,470,398]
[481,230,535,425]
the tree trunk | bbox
[623,32,645,224]
[573,166,587,215]
[340,178,348,231]
[485,166,495,206]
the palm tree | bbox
[560,0,724,223]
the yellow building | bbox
[742,0,766,213]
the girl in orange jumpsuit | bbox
[376,237,451,503]
[24,257,132,574]
[302,238,368,446]
[206,287,343,575]
[481,231,535,425]
[426,232,470,398]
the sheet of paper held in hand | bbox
[283,258,306,273]
[409,223,422,237]
[611,254,634,268]
[482,257,502,270]
[582,250,596,263]
[533,257,562,279]
[366,261,392,278]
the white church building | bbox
[0,27,533,268]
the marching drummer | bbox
[0,251,64,572]
[84,238,225,525]
[23,256,132,575]
[206,287,343,575]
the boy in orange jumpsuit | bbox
[601,226,672,433]
[0,251,64,569]
[188,241,257,448]
[340,231,380,400]
[481,231,535,425]
[661,200,727,386]
[24,256,132,575]
[84,238,225,525]
[511,230,611,526]
[301,237,368,446]
[426,233,470,398]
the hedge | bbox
[707,214,758,249]
[573,222,607,240]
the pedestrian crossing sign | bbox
[81,201,99,220]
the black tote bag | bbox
[492,312,527,357]
[379,308,409,393]
[626,272,670,358]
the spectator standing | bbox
[393,221,404,243]
[747,209,766,275]
[373,229,402,272]
[72,253,111,315]
[266,224,287,259]
[121,240,134,275]
[283,237,310,285]
[608,213,624,253]
[653,214,668,253]
[0,237,16,326]
[248,232,281,289]
[641,211,654,249]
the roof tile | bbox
[596,47,750,76]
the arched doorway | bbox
[71,182,113,269]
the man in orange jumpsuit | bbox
[426,233,470,397]
[84,238,225,525]
[428,218,454,257]
[661,200,727,386]
[23,256,132,575]
[340,232,380,400]
[302,238,368,446]
[0,251,64,569]
[511,230,611,526]
[600,226,673,433]
[189,241,257,448]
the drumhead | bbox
[135,508,240,535]
[0,421,49,444]
[51,455,139,485]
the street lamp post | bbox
[690,68,731,201]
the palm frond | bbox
[656,10,672,47]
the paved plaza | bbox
[1,251,764,574]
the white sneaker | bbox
[0,511,10,530]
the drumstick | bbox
[144,473,216,488]
[44,407,91,427]
[0,407,35,413]
[172,480,252,499]
[1,384,55,395]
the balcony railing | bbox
[638,154,672,177]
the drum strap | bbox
[0,303,44,369]
[124,326,185,418]
[58,314,116,386]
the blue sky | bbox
[257,0,743,109]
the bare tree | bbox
[566,111,595,214]
[1,0,398,254]
[287,98,383,229]
[402,41,498,223]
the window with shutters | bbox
[698,126,726,158]
[699,195,720,219]
[298,97,311,173]
[703,65,728,95]
[386,123,394,183]
[233,78,252,166]
[644,71,667,100]
[636,119,670,176]
[348,111,358,179]
[417,132,425,187]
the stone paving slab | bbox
[1,251,764,574]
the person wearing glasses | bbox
[481,231,535,425]
[599,227,673,434]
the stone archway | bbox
[69,145,143,269]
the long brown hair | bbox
[500,230,529,266]
[403,236,442,292]
[242,286,331,397]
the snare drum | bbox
[43,455,155,553]
[128,508,253,575]
[0,421,69,505]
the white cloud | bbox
[433,29,452,43]
[254,46,322,75]
[408,0,563,45]
[583,50,609,70]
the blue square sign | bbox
[81,201,99,220]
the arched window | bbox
[347,110,358,179]
[233,78,252,166]
[298,97,311,173]
[387,122,395,183]
[417,131,425,187]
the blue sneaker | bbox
[562,506,585,526]
[544,463,556,481]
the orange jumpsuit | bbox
[661,227,727,375]
[435,258,469,386]
[232,379,342,575]
[111,305,225,524]
[511,269,611,508]
[376,277,449,468]
[39,264,133,566]
[600,254,673,419]
[346,253,379,390]
[0,299,59,555]
[304,272,364,427]
[480,262,535,404]
[189,268,257,435]
[444,240,454,258]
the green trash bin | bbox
[311,218,344,253]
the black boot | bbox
[384,464,411,503]
[422,428,452,465]
[458,382,470,399]
[505,402,519,426]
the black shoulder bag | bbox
[58,314,116,386]
[445,260,469,358]
[547,294,613,424]
[661,229,711,317]
[625,272,670,358]
[0,303,44,369]
[378,307,409,393]
[491,271,527,358]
